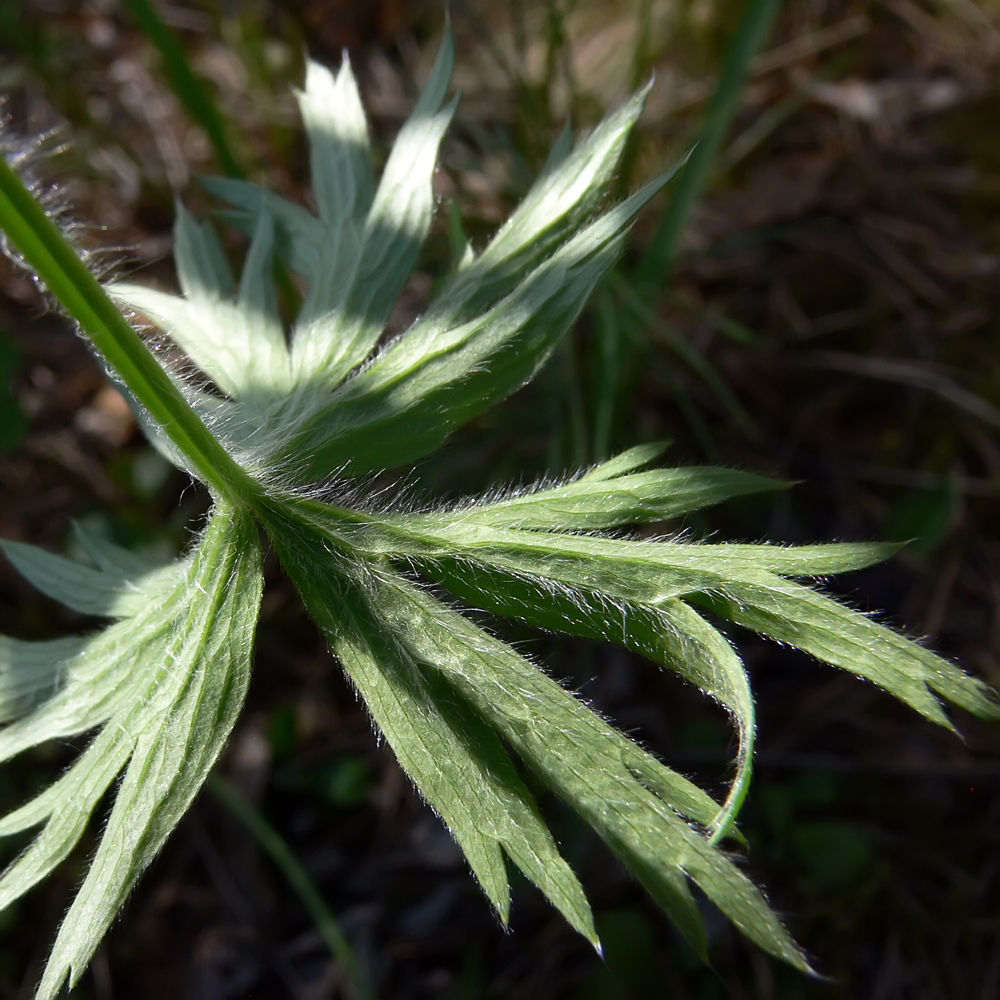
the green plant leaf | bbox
[404,452,784,532]
[0,636,83,723]
[0,536,182,619]
[325,557,808,969]
[2,19,997,995]
[173,201,235,300]
[296,53,374,229]
[266,512,599,948]
[577,441,670,479]
[434,85,654,326]
[110,210,290,398]
[0,153,261,503]
[71,521,163,578]
[319,503,987,747]
[198,59,675,485]
[290,31,457,383]
[286,176,674,479]
[342,516,899,605]
[695,575,1000,727]
[426,560,755,843]
[0,506,263,999]
[201,176,326,280]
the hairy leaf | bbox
[265,511,599,946]
[110,205,291,399]
[405,451,785,532]
[2,20,996,996]
[296,53,373,228]
[355,562,808,969]
[286,177,673,478]
[0,507,262,999]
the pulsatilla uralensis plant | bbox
[0,28,997,998]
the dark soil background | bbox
[1,1,1000,997]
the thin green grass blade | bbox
[636,0,782,286]
[614,275,761,439]
[208,774,377,1000]
[592,287,621,460]
[121,0,243,176]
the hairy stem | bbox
[0,156,262,505]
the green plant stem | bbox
[0,156,261,505]
[636,0,783,289]
[208,774,376,1000]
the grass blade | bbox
[636,0,783,286]
[121,0,243,176]
[208,774,377,1000]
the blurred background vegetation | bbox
[1,0,1000,997]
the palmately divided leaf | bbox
[173,200,235,300]
[347,515,900,603]
[424,558,755,843]
[298,32,453,355]
[109,202,291,398]
[422,85,656,333]
[288,31,457,383]
[0,635,83,724]
[200,175,327,281]
[695,574,1000,728]
[185,35,674,485]
[335,503,994,732]
[71,521,164,577]
[0,507,263,1000]
[454,85,652,310]
[285,176,675,479]
[264,510,599,947]
[405,459,784,532]
[0,535,182,619]
[344,560,809,969]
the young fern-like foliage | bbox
[1,27,998,997]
